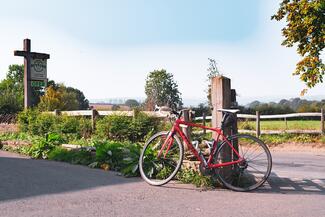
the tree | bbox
[38,84,87,111]
[191,103,211,117]
[38,85,63,111]
[144,69,182,110]
[0,64,89,113]
[272,0,325,95]
[65,87,89,109]
[0,65,24,114]
[206,58,221,106]
[0,64,47,114]
[125,99,139,108]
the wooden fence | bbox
[47,108,325,137]
[194,108,325,136]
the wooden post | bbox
[284,117,288,130]
[54,109,60,116]
[256,111,260,137]
[211,76,232,166]
[202,112,206,135]
[321,108,324,135]
[23,39,32,108]
[211,76,231,137]
[182,109,191,151]
[91,109,98,131]
[14,39,50,108]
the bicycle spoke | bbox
[215,134,271,191]
[247,164,265,175]
[247,152,266,162]
[140,132,183,186]
[243,141,256,157]
[244,145,261,160]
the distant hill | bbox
[243,97,325,114]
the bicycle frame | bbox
[159,118,243,168]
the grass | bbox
[238,120,320,131]
[194,119,321,131]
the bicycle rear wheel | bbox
[139,131,183,186]
[215,134,272,191]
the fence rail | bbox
[194,112,322,121]
[194,109,325,136]
[43,109,325,137]
[46,110,168,118]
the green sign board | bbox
[31,80,46,87]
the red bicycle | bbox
[139,107,272,191]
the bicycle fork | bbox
[157,131,174,158]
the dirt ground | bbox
[0,124,18,133]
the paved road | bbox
[0,150,324,217]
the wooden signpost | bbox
[14,39,50,108]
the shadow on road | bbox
[0,154,140,202]
[257,172,325,195]
[160,173,325,195]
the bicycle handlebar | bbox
[155,105,182,119]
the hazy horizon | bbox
[89,94,325,107]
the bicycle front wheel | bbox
[215,134,272,191]
[139,131,184,186]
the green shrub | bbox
[18,109,58,135]
[18,109,92,139]
[94,141,141,176]
[17,109,39,133]
[48,147,94,165]
[79,117,92,138]
[176,169,214,188]
[96,112,158,142]
[57,116,80,134]
[28,133,65,159]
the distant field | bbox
[238,120,320,131]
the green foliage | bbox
[191,103,211,117]
[124,99,139,108]
[176,169,214,188]
[0,132,35,142]
[0,65,24,114]
[95,141,141,176]
[144,69,182,110]
[206,58,221,106]
[38,83,89,111]
[18,109,92,139]
[65,87,89,110]
[28,133,64,159]
[96,112,158,142]
[260,133,319,145]
[272,0,325,93]
[0,64,46,113]
[1,144,30,155]
[242,98,325,114]
[48,147,94,165]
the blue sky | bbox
[0,0,324,105]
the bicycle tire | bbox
[215,134,272,191]
[139,131,184,186]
